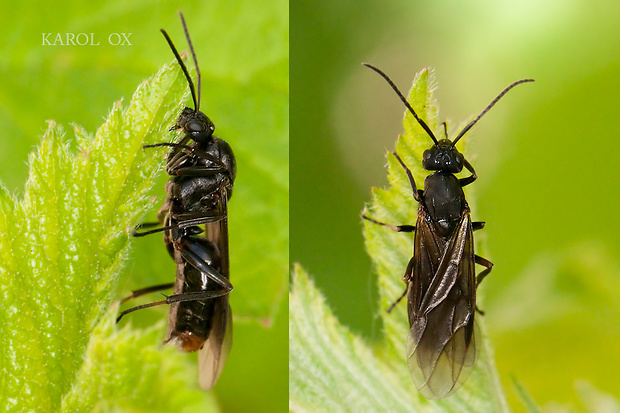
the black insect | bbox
[117,12,236,390]
[362,63,532,399]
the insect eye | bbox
[187,121,206,133]
[423,150,432,161]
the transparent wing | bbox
[198,184,233,390]
[198,298,232,390]
[407,210,478,399]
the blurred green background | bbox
[291,0,620,410]
[1,0,287,411]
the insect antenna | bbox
[363,63,439,144]
[160,13,200,112]
[451,78,534,146]
[178,11,201,111]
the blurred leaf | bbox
[488,241,620,332]
[289,264,507,412]
[223,76,289,324]
[291,69,508,411]
[511,376,541,413]
[289,265,414,412]
[575,381,620,413]
[488,242,620,412]
[61,306,216,413]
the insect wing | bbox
[198,185,232,390]
[198,297,232,389]
[407,209,478,399]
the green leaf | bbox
[290,68,507,411]
[290,265,414,412]
[60,306,216,413]
[1,3,289,411]
[510,376,541,413]
[0,60,208,411]
[575,380,620,412]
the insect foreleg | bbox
[459,158,478,187]
[391,151,422,202]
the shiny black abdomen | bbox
[172,236,222,341]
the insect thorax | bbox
[423,172,468,236]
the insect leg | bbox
[133,221,162,230]
[116,266,232,324]
[116,299,169,323]
[474,254,493,286]
[116,270,231,324]
[180,239,234,290]
[174,211,226,227]
[132,223,177,237]
[116,288,231,324]
[130,196,171,236]
[362,209,415,232]
[120,282,175,304]
[132,210,225,237]
[170,165,228,177]
[131,221,164,237]
[166,150,228,176]
[165,289,231,304]
[144,140,229,176]
[386,289,407,313]
[391,151,422,202]
[387,257,415,313]
[474,255,493,315]
[143,142,207,158]
[472,221,485,231]
[459,159,478,187]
